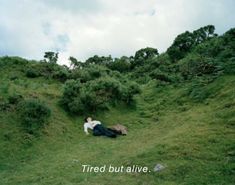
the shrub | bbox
[186,78,220,102]
[188,85,210,103]
[26,68,40,78]
[222,57,235,74]
[120,81,141,104]
[70,69,91,83]
[149,69,172,82]
[52,66,70,82]
[0,56,28,67]
[179,54,219,79]
[194,36,224,58]
[107,57,131,72]
[0,97,10,111]
[70,65,110,82]
[18,99,51,134]
[60,77,140,115]
[26,62,71,81]
[8,94,24,104]
[34,62,55,78]
[59,79,82,112]
[10,75,18,81]
[0,82,9,94]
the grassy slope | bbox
[0,64,234,185]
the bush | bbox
[60,77,140,115]
[186,77,220,102]
[70,65,110,82]
[18,99,51,134]
[188,85,210,103]
[0,56,28,67]
[8,94,24,104]
[0,97,10,111]
[149,69,172,82]
[25,62,71,81]
[0,82,9,95]
[107,57,131,72]
[70,69,91,83]
[52,65,70,82]
[26,68,40,78]
[179,54,219,79]
[59,80,83,112]
[222,57,235,74]
[120,81,141,104]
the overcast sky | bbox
[0,0,235,65]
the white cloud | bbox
[0,0,234,65]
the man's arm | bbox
[93,120,101,125]
[84,123,89,135]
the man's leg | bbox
[95,124,117,138]
[107,128,122,135]
[100,125,117,138]
[93,126,102,136]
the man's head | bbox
[84,117,92,122]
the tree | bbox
[69,56,83,69]
[167,31,195,61]
[193,25,217,45]
[107,56,131,72]
[167,25,217,62]
[44,51,58,64]
[85,55,113,65]
[132,47,159,67]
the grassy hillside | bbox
[0,26,235,185]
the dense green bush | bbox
[8,94,24,105]
[120,81,141,104]
[179,54,219,79]
[26,68,40,78]
[193,37,224,58]
[222,57,235,74]
[186,77,220,103]
[18,99,51,134]
[59,80,83,113]
[0,94,24,112]
[70,65,110,82]
[60,77,140,115]
[70,69,91,83]
[149,69,172,82]
[188,84,210,103]
[0,56,28,67]
[25,61,71,81]
[0,97,10,111]
[51,65,70,82]
[107,57,131,72]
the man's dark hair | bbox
[84,116,92,122]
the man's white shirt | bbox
[84,120,101,134]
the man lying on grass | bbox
[84,117,117,138]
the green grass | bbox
[0,64,235,184]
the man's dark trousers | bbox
[93,124,117,138]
